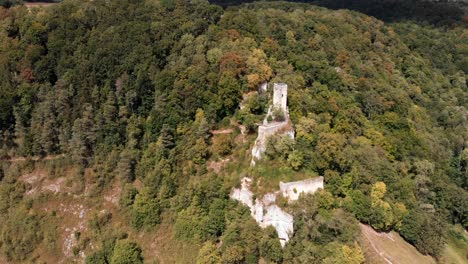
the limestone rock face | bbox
[230,178,293,247]
[260,204,293,246]
[230,177,324,247]
[259,82,268,92]
[230,177,254,208]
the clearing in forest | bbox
[359,224,436,264]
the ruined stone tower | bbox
[273,83,288,113]
[251,82,294,165]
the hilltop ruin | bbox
[230,82,325,247]
[251,83,295,165]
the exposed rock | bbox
[208,158,231,174]
[230,177,255,208]
[259,82,268,93]
[104,184,122,206]
[230,176,323,247]
[20,171,70,196]
[59,203,88,260]
[261,204,293,247]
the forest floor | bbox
[359,224,436,264]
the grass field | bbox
[359,224,436,264]
[440,225,468,264]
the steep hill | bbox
[0,0,466,263]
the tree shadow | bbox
[210,0,466,27]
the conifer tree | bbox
[70,104,96,166]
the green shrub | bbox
[132,187,161,229]
[110,239,143,264]
[119,184,138,208]
[272,107,285,122]
[212,134,233,157]
[259,226,283,263]
[1,210,43,261]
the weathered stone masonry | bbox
[251,83,294,165]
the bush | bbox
[132,187,161,229]
[259,227,283,263]
[86,251,107,264]
[243,113,257,133]
[110,239,143,264]
[119,184,138,208]
[287,150,304,170]
[400,210,446,256]
[1,210,43,261]
[245,93,267,115]
[272,107,285,122]
[197,241,221,264]
[212,134,233,157]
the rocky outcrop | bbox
[230,177,324,247]
[230,178,293,247]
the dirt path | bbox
[3,154,66,162]
[25,2,57,9]
[210,128,234,135]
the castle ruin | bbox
[231,82,325,247]
[230,177,324,247]
[273,83,288,114]
[280,177,324,201]
[251,83,294,165]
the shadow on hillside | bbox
[210,0,466,26]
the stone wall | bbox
[280,177,324,201]
[251,82,293,165]
[251,121,294,165]
[230,176,324,247]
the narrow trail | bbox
[210,128,234,135]
[3,154,66,162]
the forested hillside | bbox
[0,0,466,263]
[209,0,467,26]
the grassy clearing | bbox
[359,224,436,264]
[139,220,200,264]
[441,225,468,264]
